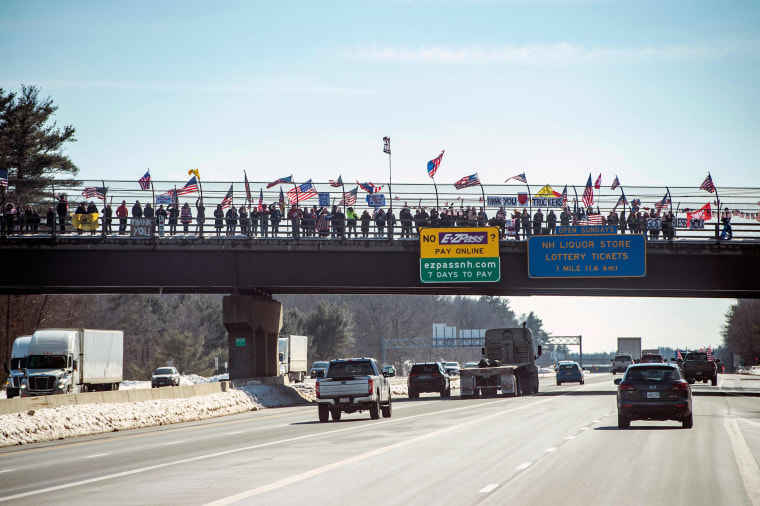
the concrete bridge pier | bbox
[222,295,283,382]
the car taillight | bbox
[619,383,636,391]
[316,381,320,396]
[671,381,689,391]
[368,378,374,395]
[409,373,417,378]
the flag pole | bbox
[387,148,393,213]
[432,177,439,210]
[711,173,722,239]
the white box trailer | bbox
[21,329,123,396]
[278,335,308,383]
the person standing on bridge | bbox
[132,200,143,219]
[374,208,386,237]
[361,209,371,237]
[214,204,224,237]
[720,209,733,240]
[288,204,301,239]
[116,200,128,235]
[180,203,192,235]
[168,204,178,236]
[156,204,167,237]
[533,208,543,236]
[225,205,238,236]
[144,203,154,236]
[260,204,269,237]
[346,206,358,238]
[102,202,113,235]
[239,205,249,237]
[270,203,282,237]
[195,197,205,237]
[521,209,530,239]
[547,209,556,235]
[56,194,69,234]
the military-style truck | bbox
[459,326,542,398]
[682,351,717,386]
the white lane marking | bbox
[0,471,10,474]
[84,454,107,459]
[580,427,588,431]
[565,435,576,440]
[516,463,532,470]
[0,396,541,503]
[204,397,557,506]
[545,447,557,453]
[162,441,184,446]
[724,416,760,506]
[226,432,243,435]
[479,484,499,493]
[591,419,600,424]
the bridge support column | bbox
[222,295,283,381]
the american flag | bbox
[0,169,8,188]
[383,136,391,155]
[579,214,604,226]
[287,179,317,204]
[677,349,683,361]
[427,150,445,178]
[561,185,568,206]
[706,348,714,360]
[279,188,286,214]
[340,187,358,206]
[138,171,151,190]
[454,173,481,190]
[582,174,594,208]
[172,176,199,195]
[655,189,671,211]
[267,175,293,189]
[221,184,234,209]
[613,193,628,211]
[329,176,343,187]
[611,176,620,190]
[505,172,527,184]
[257,188,264,212]
[357,181,382,193]
[81,186,107,200]
[700,174,716,193]
[594,174,602,189]
[244,171,252,203]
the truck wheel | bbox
[369,399,380,420]
[682,413,693,429]
[408,388,417,399]
[330,408,342,421]
[318,404,329,423]
[711,376,717,386]
[556,380,561,386]
[382,397,392,418]
[618,413,630,429]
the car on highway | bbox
[151,367,180,388]
[614,363,693,429]
[640,354,665,363]
[464,361,479,368]
[382,365,396,377]
[309,361,330,379]
[444,361,460,376]
[556,361,584,385]
[611,354,634,374]
[408,362,451,398]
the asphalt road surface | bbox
[1,373,758,505]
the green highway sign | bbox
[420,258,500,283]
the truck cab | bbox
[21,330,79,396]
[4,335,31,399]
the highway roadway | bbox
[1,373,759,505]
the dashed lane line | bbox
[479,484,499,494]
[516,463,532,470]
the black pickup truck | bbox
[681,352,717,386]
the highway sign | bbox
[420,227,500,283]
[527,234,646,278]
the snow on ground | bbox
[0,374,312,448]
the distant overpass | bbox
[2,236,759,298]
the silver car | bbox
[151,367,180,388]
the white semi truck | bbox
[4,335,32,399]
[20,329,123,396]
[617,337,642,363]
[278,335,308,383]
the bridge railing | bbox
[1,180,759,241]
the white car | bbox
[444,362,460,376]
[152,367,181,388]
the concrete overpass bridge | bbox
[2,236,759,381]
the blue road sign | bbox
[527,234,646,278]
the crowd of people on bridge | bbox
[1,194,736,241]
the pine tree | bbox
[0,85,78,203]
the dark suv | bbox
[408,362,451,398]
[615,364,693,429]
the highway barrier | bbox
[0,381,230,416]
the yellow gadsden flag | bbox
[536,184,558,197]
[71,213,99,231]
[188,168,201,180]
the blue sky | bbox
[2,0,757,352]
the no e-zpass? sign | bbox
[419,227,500,283]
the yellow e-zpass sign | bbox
[419,227,500,283]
